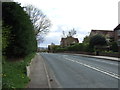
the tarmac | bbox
[27,53,119,88]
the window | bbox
[72,41,76,43]
[117,39,120,46]
[117,29,120,36]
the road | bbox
[40,53,119,88]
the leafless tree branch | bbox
[24,5,51,43]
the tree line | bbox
[2,2,51,88]
[2,2,36,58]
[49,31,118,54]
[2,2,51,59]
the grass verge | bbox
[2,53,36,89]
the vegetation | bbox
[2,2,38,89]
[51,43,85,53]
[2,53,35,88]
[2,26,11,55]
[89,35,107,48]
[66,43,83,51]
[55,47,67,52]
[82,35,90,45]
[110,41,118,52]
[62,28,77,38]
[2,2,37,58]
[89,35,107,54]
[51,34,119,54]
[24,4,51,43]
[82,36,94,52]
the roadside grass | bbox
[2,53,36,89]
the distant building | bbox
[60,36,79,47]
[114,24,120,46]
[48,43,55,52]
[89,30,114,42]
[48,43,60,52]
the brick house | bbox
[60,36,79,47]
[89,30,114,43]
[114,24,120,46]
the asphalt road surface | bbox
[40,53,119,88]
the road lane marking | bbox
[87,59,118,66]
[63,55,118,66]
[73,58,119,77]
[63,54,118,66]
[64,57,120,80]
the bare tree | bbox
[67,28,76,37]
[62,28,77,38]
[24,5,51,42]
[36,35,44,44]
[61,31,66,38]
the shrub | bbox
[2,2,37,58]
[56,47,66,52]
[110,42,118,52]
[2,26,11,55]
[89,35,107,47]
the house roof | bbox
[61,36,79,42]
[90,30,114,37]
[91,30,113,32]
[114,24,120,30]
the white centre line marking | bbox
[65,57,120,80]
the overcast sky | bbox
[14,0,119,47]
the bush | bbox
[54,43,95,53]
[55,47,66,52]
[110,42,118,52]
[89,35,107,47]
[2,26,11,55]
[65,43,92,52]
[2,2,37,58]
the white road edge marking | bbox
[42,56,52,88]
[64,55,118,66]
[88,59,118,66]
[65,57,120,80]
